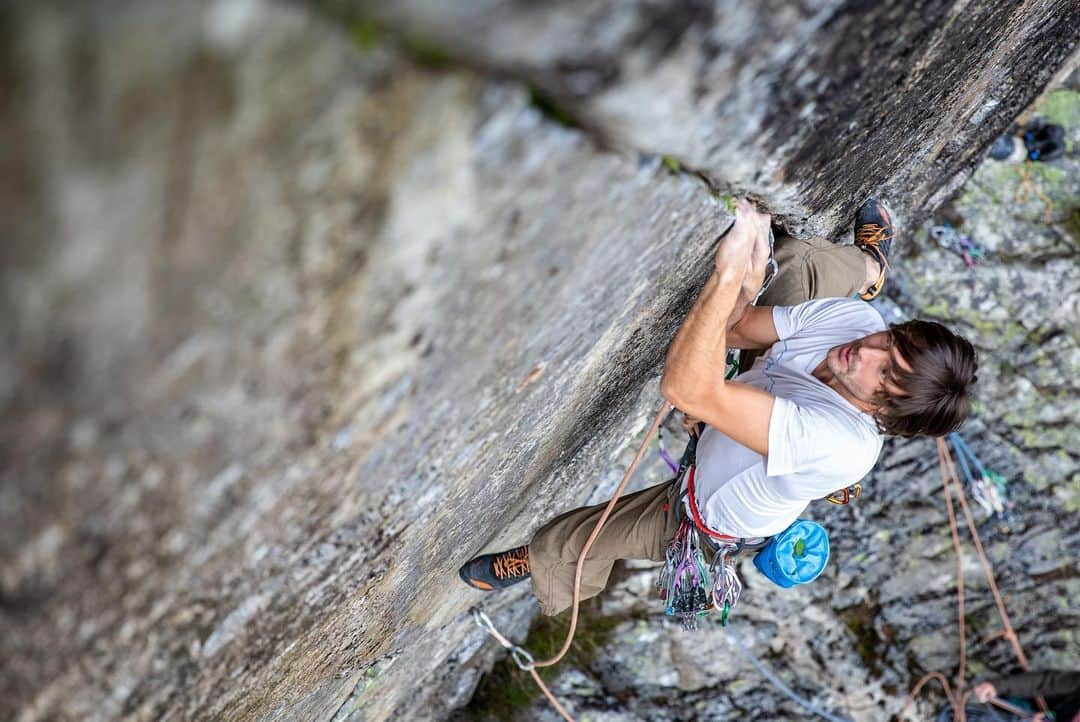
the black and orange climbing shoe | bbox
[458,545,531,591]
[854,198,895,301]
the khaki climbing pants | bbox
[528,231,869,616]
[762,231,868,304]
[741,231,869,369]
[529,478,682,616]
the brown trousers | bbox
[528,232,868,616]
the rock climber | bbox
[459,198,978,616]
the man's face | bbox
[824,330,910,407]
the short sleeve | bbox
[766,397,881,483]
[772,305,796,342]
[772,298,882,342]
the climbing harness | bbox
[656,427,836,627]
[900,439,1049,722]
[930,224,987,269]
[655,429,745,629]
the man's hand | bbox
[681,412,702,437]
[973,682,997,703]
[715,199,771,285]
[742,215,773,300]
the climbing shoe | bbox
[854,198,895,301]
[458,545,531,591]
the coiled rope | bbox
[898,438,1048,721]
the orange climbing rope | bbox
[899,438,1048,721]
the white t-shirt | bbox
[682,297,886,538]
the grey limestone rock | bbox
[0,1,1077,722]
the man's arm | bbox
[993,671,1080,699]
[727,304,779,350]
[722,216,779,350]
[660,201,776,456]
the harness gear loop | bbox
[826,483,862,505]
[709,540,743,625]
[685,465,739,542]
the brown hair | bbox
[873,320,978,438]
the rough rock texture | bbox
[0,1,1077,721]
[347,0,1080,236]
[458,83,1080,722]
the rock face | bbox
[351,0,1080,235]
[0,2,1076,722]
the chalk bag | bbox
[753,520,830,588]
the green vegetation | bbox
[401,35,456,68]
[1064,208,1080,244]
[350,19,381,54]
[1036,88,1080,146]
[840,601,886,678]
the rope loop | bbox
[511,645,536,671]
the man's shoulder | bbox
[774,297,886,339]
[789,296,881,321]
[767,395,882,479]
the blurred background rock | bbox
[0,1,1076,720]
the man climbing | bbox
[459,198,978,617]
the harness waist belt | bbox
[685,465,738,542]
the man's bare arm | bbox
[660,200,776,456]
[727,304,779,350]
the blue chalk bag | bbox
[753,519,830,588]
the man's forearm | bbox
[726,287,755,334]
[994,671,1080,699]
[660,266,743,408]
[661,200,767,410]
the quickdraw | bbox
[930,224,987,269]
[657,519,715,630]
[947,432,1014,532]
